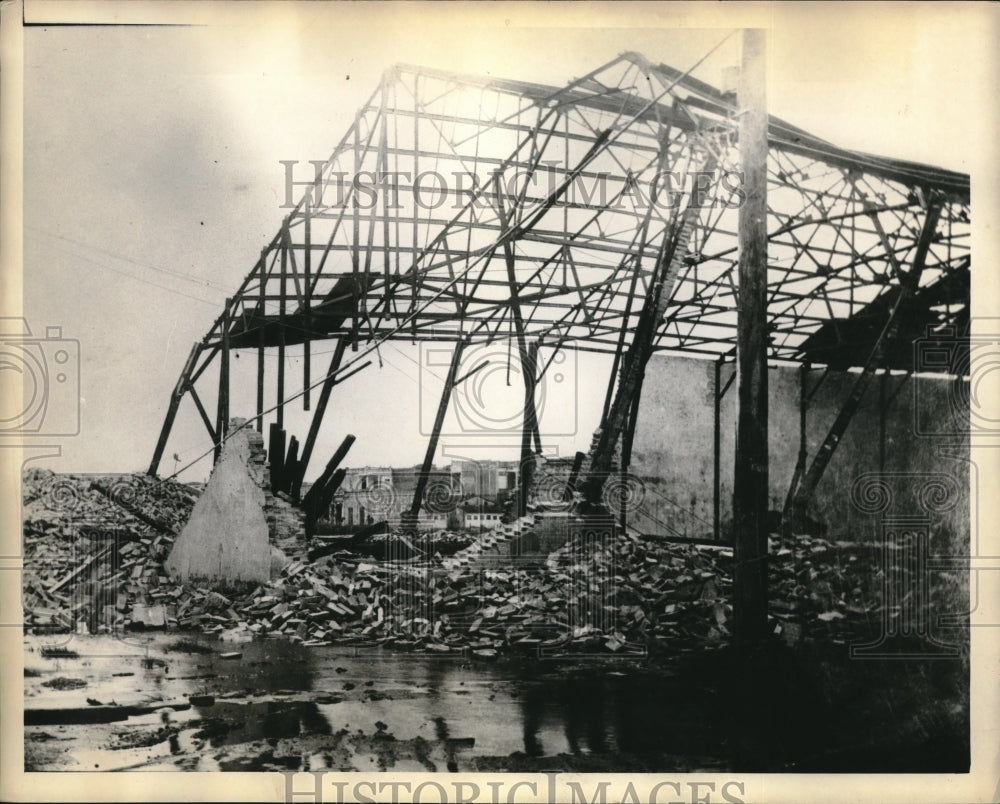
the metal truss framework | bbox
[149,52,971,519]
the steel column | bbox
[147,341,202,476]
[787,197,943,528]
[213,298,232,465]
[407,339,467,526]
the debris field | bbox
[22,469,903,656]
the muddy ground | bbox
[24,632,968,773]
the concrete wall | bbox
[629,354,970,543]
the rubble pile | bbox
[24,470,951,655]
[21,469,196,632]
[441,517,527,571]
[155,528,887,656]
[358,529,475,561]
[767,533,877,644]
[155,526,732,654]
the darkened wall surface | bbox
[629,354,970,544]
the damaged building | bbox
[23,42,974,774]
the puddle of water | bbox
[26,632,724,770]
[24,632,967,772]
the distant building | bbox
[458,495,504,531]
[450,459,519,503]
[331,465,461,531]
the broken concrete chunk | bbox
[165,421,272,584]
[131,604,167,628]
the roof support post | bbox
[303,200,312,412]
[256,257,266,432]
[147,341,202,476]
[277,229,288,431]
[786,196,943,530]
[213,298,232,465]
[406,339,466,531]
[294,338,348,499]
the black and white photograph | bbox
[3,2,998,802]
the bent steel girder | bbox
[149,52,970,476]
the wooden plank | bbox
[187,385,217,444]
[282,436,300,495]
[91,482,176,535]
[49,545,112,594]
[562,451,586,502]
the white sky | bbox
[14,2,999,481]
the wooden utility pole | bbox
[518,341,539,518]
[732,29,769,648]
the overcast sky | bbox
[16,2,998,481]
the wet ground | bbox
[24,632,968,773]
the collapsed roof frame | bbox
[148,52,970,529]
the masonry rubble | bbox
[22,447,890,653]
[21,407,917,654]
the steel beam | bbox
[302,434,357,513]
[407,339,466,527]
[147,341,202,476]
[786,196,944,529]
[147,58,969,481]
[583,158,709,503]
[213,298,232,465]
[295,338,348,496]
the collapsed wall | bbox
[165,418,296,584]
